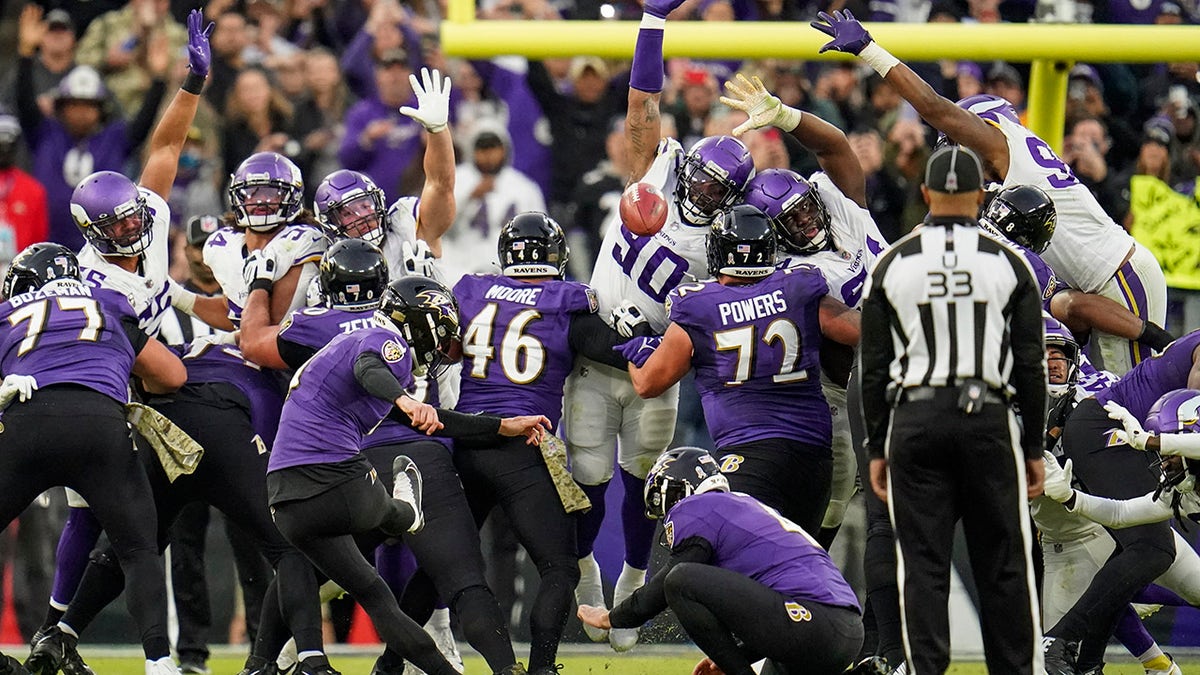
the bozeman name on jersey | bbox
[990,114,1133,292]
[590,138,710,333]
[78,187,177,341]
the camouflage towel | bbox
[126,402,204,482]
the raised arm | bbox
[139,10,213,200]
[401,68,456,256]
[624,0,686,183]
[810,11,1010,179]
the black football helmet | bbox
[706,204,777,279]
[3,243,81,299]
[497,212,569,279]
[981,184,1057,254]
[318,239,389,312]
[644,447,730,520]
[377,276,462,376]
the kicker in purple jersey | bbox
[269,327,416,472]
[172,343,285,448]
[666,491,860,611]
[667,267,832,449]
[454,274,597,429]
[0,284,138,404]
[1096,330,1200,421]
[278,306,444,448]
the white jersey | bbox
[204,222,326,324]
[992,115,1133,292]
[589,139,709,332]
[79,187,180,342]
[779,172,888,310]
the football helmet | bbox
[644,447,729,520]
[497,212,569,279]
[743,169,831,255]
[706,204,777,278]
[3,243,81,299]
[229,152,305,232]
[956,94,1022,126]
[1146,389,1200,436]
[981,184,1057,254]
[70,171,154,256]
[675,135,755,226]
[313,170,388,245]
[376,276,462,376]
[1043,315,1080,400]
[318,239,389,312]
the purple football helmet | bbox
[228,152,304,232]
[1146,389,1200,435]
[675,135,755,225]
[1043,315,1080,399]
[70,171,154,257]
[743,169,831,255]
[956,94,1022,126]
[313,170,388,245]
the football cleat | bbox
[494,665,527,675]
[574,556,609,643]
[1146,653,1182,675]
[145,656,180,675]
[1043,636,1081,675]
[294,657,341,675]
[0,654,30,675]
[392,456,425,534]
[235,656,278,675]
[25,626,93,675]
[426,608,464,674]
[609,564,645,652]
[528,666,564,675]
[847,657,890,675]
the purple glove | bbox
[810,10,873,55]
[615,336,662,368]
[643,0,686,19]
[186,9,215,77]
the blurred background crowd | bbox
[0,0,1199,652]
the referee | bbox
[859,144,1047,675]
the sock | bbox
[575,482,609,558]
[1133,584,1189,607]
[56,622,78,638]
[619,469,656,569]
[375,542,419,599]
[49,507,102,613]
[613,562,646,605]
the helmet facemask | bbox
[675,154,742,226]
[772,190,831,255]
[230,181,303,232]
[321,191,387,245]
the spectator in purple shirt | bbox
[338,48,424,203]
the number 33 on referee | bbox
[858,144,1048,675]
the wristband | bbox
[639,14,666,29]
[1159,432,1200,459]
[170,283,197,314]
[181,70,206,95]
[777,105,803,133]
[249,279,274,294]
[859,42,900,78]
[1138,321,1175,352]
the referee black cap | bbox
[186,215,222,248]
[925,144,983,194]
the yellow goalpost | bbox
[441,8,1200,151]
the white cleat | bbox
[609,563,645,653]
[575,554,609,643]
[145,657,181,675]
[426,608,464,674]
[276,639,299,673]
[392,456,425,533]
[1146,653,1182,675]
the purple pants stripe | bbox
[1116,260,1150,366]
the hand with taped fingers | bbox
[0,374,38,409]
[1104,400,1153,450]
[1041,451,1074,503]
[400,67,452,133]
[719,73,803,135]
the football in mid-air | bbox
[619,182,668,237]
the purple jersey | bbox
[668,267,831,449]
[666,491,860,610]
[1019,246,1068,312]
[278,307,443,448]
[270,328,416,472]
[1096,330,1200,421]
[176,342,285,448]
[0,283,138,403]
[454,274,597,428]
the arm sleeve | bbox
[1069,490,1173,528]
[121,314,151,355]
[568,313,637,370]
[353,351,408,402]
[385,406,504,441]
[277,336,317,371]
[1005,253,1048,459]
[859,270,896,461]
[608,536,714,629]
[124,78,168,151]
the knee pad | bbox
[569,444,616,486]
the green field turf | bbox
[75,653,1200,674]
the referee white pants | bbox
[1094,243,1167,376]
[562,356,679,485]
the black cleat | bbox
[24,627,92,675]
[294,657,340,675]
[235,656,278,675]
[848,657,891,675]
[529,666,564,675]
[1043,636,1080,675]
[0,654,30,675]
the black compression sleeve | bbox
[121,315,151,354]
[385,406,503,441]
[277,336,318,371]
[353,352,407,403]
[568,313,635,370]
[609,536,714,629]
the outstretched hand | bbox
[400,67,452,133]
[577,604,612,630]
[810,9,873,55]
[499,415,552,445]
[186,9,215,77]
[719,73,801,135]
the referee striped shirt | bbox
[860,217,1047,460]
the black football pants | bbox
[714,437,832,535]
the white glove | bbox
[719,73,803,136]
[400,67,451,133]
[167,279,198,315]
[610,301,648,339]
[243,248,287,290]
[0,374,38,409]
[401,240,438,279]
[1042,450,1074,503]
[1104,400,1153,451]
